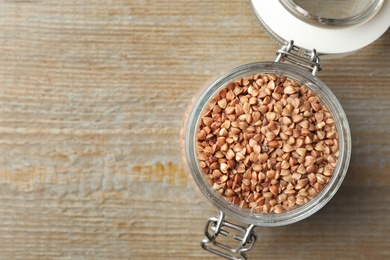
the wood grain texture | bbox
[0,0,389,259]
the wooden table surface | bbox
[0,1,389,259]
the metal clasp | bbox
[275,40,322,76]
[201,211,257,260]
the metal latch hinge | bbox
[275,40,322,76]
[201,211,258,260]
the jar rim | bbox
[182,62,351,226]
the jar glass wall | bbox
[181,62,351,226]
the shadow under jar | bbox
[181,1,389,259]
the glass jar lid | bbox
[251,0,390,55]
[280,0,384,28]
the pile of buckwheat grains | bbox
[196,73,339,214]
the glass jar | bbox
[180,1,389,259]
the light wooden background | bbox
[0,0,389,259]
